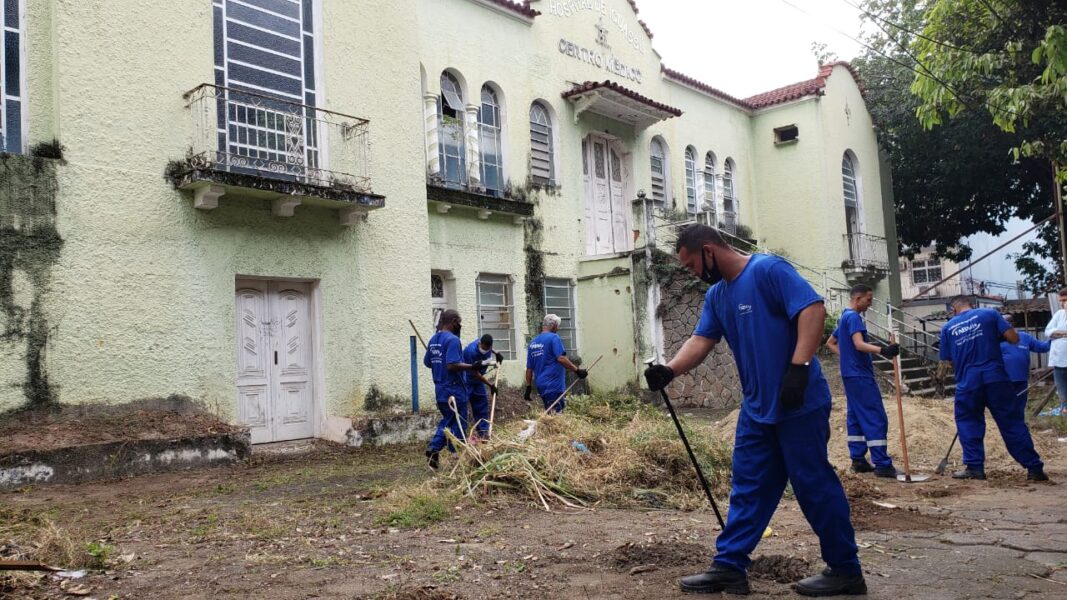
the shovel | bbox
[890,329,931,483]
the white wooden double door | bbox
[235,279,316,444]
[583,135,630,255]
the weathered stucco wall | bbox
[2,0,897,435]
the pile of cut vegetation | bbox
[437,393,732,511]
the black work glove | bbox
[472,359,490,369]
[780,363,809,410]
[488,384,498,396]
[523,386,532,402]
[644,364,674,391]
[878,343,900,359]
[575,368,588,379]
[494,352,504,364]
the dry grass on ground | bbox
[396,393,732,512]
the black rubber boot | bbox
[425,450,440,471]
[679,564,750,595]
[1027,468,1049,481]
[851,459,875,474]
[873,466,900,479]
[795,568,867,597]
[952,467,986,480]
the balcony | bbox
[842,232,890,284]
[167,84,384,226]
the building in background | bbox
[0,0,898,443]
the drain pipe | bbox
[410,335,419,413]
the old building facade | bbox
[0,0,899,443]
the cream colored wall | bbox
[4,0,899,418]
[5,0,429,417]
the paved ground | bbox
[1,437,1065,599]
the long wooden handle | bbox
[890,331,913,481]
[408,319,428,349]
[542,355,603,415]
[487,363,502,437]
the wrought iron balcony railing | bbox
[182,83,371,192]
[844,232,890,270]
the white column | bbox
[465,103,482,189]
[424,93,441,177]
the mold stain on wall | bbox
[0,148,65,409]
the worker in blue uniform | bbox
[1000,314,1050,403]
[939,297,1048,481]
[463,334,502,441]
[826,284,900,478]
[644,225,865,597]
[423,310,489,470]
[525,314,586,413]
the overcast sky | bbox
[636,0,867,98]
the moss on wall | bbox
[0,152,64,408]
[363,384,409,414]
[523,216,546,339]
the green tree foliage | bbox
[854,0,1065,292]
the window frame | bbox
[543,278,578,354]
[650,138,670,205]
[1,0,27,154]
[438,71,467,187]
[684,146,698,214]
[476,273,516,360]
[478,84,504,195]
[529,101,555,186]
[703,151,718,218]
[911,259,942,285]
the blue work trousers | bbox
[541,391,565,414]
[469,394,490,437]
[843,376,893,469]
[713,404,861,576]
[955,382,1042,471]
[428,395,469,453]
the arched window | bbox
[650,138,670,204]
[723,158,738,233]
[438,71,466,186]
[842,151,862,236]
[703,152,718,220]
[684,146,698,214]
[479,84,503,195]
[529,102,554,185]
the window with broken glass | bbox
[530,102,554,185]
[479,85,503,195]
[1,0,26,153]
[438,72,466,187]
[476,274,515,360]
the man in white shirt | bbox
[1043,287,1067,414]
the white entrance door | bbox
[235,280,315,444]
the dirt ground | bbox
[0,400,241,455]
[2,406,1067,599]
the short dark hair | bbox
[1059,287,1067,297]
[950,295,976,308]
[850,284,873,297]
[438,309,460,329]
[480,334,494,347]
[675,224,727,254]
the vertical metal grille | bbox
[543,279,577,353]
[476,274,515,360]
